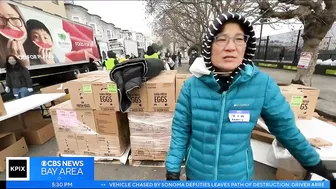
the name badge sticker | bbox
[229,110,250,122]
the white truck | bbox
[108,39,138,58]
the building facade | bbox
[64,2,150,59]
[136,32,146,53]
[18,0,67,17]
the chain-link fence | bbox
[253,29,336,64]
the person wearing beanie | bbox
[145,45,159,59]
[165,12,334,180]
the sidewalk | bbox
[177,62,336,121]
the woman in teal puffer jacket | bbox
[165,12,334,180]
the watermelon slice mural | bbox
[62,20,99,63]
[0,28,25,40]
[33,41,53,50]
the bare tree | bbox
[258,0,336,86]
[145,0,260,49]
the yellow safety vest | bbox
[145,53,159,59]
[105,58,115,70]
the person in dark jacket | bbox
[188,50,199,67]
[5,55,33,98]
[177,51,182,67]
[88,58,98,71]
[171,53,177,63]
[166,12,334,181]
[279,47,285,62]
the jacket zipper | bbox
[245,149,250,179]
[214,92,226,180]
[185,145,191,164]
[214,76,241,180]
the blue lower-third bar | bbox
[6,180,330,188]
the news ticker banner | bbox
[4,157,335,189]
[5,180,332,188]
[6,157,94,181]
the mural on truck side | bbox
[0,1,99,68]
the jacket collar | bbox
[190,57,259,92]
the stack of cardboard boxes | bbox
[128,112,174,161]
[49,70,193,161]
[50,72,130,157]
[127,71,182,162]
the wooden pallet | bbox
[128,155,185,168]
[58,146,130,165]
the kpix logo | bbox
[6,157,30,181]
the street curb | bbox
[315,109,336,122]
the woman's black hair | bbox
[218,19,249,35]
[5,55,24,72]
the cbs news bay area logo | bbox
[6,157,87,181]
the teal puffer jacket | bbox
[165,61,320,180]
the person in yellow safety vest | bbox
[145,46,160,59]
[103,51,119,70]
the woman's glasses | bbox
[214,34,250,47]
[0,17,23,28]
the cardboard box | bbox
[97,134,128,157]
[92,77,119,111]
[251,129,275,144]
[154,136,171,160]
[176,74,192,102]
[76,134,99,155]
[130,136,155,160]
[78,70,109,79]
[0,116,24,133]
[128,83,148,112]
[0,95,6,116]
[279,84,304,119]
[55,132,78,154]
[96,112,130,156]
[40,83,70,104]
[21,110,46,127]
[147,71,176,112]
[0,133,29,172]
[128,112,173,137]
[67,77,100,109]
[50,100,97,133]
[276,168,306,180]
[94,110,127,135]
[291,84,320,120]
[130,135,171,161]
[22,123,55,145]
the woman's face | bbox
[211,23,246,71]
[8,56,16,65]
[30,29,53,46]
[0,2,27,41]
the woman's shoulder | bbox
[251,70,271,84]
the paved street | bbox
[176,61,336,119]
